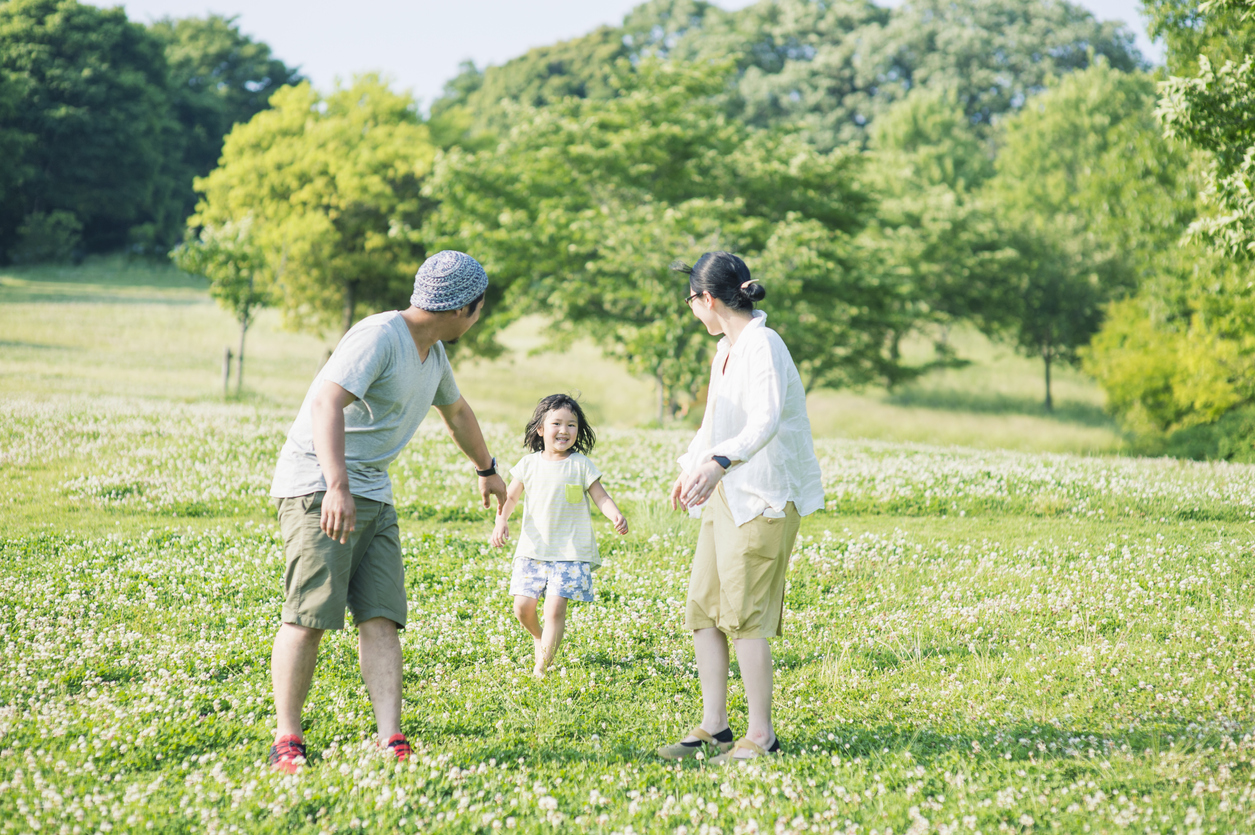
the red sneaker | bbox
[269,734,307,773]
[385,733,412,761]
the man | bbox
[267,250,507,772]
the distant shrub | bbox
[11,210,83,264]
[1166,404,1255,463]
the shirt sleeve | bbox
[432,343,462,407]
[320,323,392,400]
[707,336,787,465]
[677,356,719,472]
[582,455,603,490]
[509,454,530,485]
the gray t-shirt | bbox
[270,310,461,504]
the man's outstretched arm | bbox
[434,395,508,512]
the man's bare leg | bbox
[272,622,325,740]
[358,617,403,743]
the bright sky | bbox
[87,0,1162,109]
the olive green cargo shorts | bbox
[275,492,406,630]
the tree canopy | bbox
[0,0,180,254]
[423,60,888,417]
[431,0,1146,151]
[192,76,436,335]
[151,14,303,226]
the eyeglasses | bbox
[684,291,702,307]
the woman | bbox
[659,251,825,764]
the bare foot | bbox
[532,664,546,679]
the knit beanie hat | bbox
[411,251,488,312]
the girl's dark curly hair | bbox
[523,394,596,454]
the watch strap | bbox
[712,455,731,470]
[475,456,497,477]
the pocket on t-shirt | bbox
[564,483,584,504]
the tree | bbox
[435,26,629,138]
[1078,0,1255,458]
[1159,54,1255,261]
[1142,0,1255,75]
[0,0,182,256]
[172,217,270,395]
[192,76,436,335]
[424,60,884,420]
[860,87,1017,363]
[150,14,303,227]
[429,0,1144,152]
[986,63,1175,409]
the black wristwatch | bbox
[475,457,497,477]
[712,455,731,470]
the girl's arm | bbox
[588,479,628,536]
[489,480,526,547]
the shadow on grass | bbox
[886,386,1115,428]
[0,340,71,350]
[781,716,1251,773]
[0,256,208,304]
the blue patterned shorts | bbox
[509,557,595,602]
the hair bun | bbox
[740,281,766,303]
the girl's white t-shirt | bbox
[510,451,602,565]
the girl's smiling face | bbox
[542,407,580,457]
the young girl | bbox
[490,394,628,676]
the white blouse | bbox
[678,311,826,527]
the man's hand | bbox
[680,459,726,510]
[489,518,510,548]
[480,473,507,513]
[320,486,356,544]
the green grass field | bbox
[4,259,1252,834]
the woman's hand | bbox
[680,459,726,510]
[669,476,686,510]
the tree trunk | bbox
[236,274,253,396]
[655,371,666,426]
[223,346,233,399]
[236,313,248,396]
[342,279,358,335]
[1043,349,1053,412]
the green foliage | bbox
[10,209,82,264]
[729,0,1145,149]
[448,27,629,137]
[1159,54,1255,260]
[149,14,303,223]
[1142,0,1255,74]
[1080,0,1255,455]
[193,76,435,335]
[429,0,1144,153]
[0,0,182,255]
[172,216,270,393]
[869,87,995,193]
[861,87,1017,354]
[424,60,884,417]
[986,63,1183,408]
[1083,255,1255,452]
